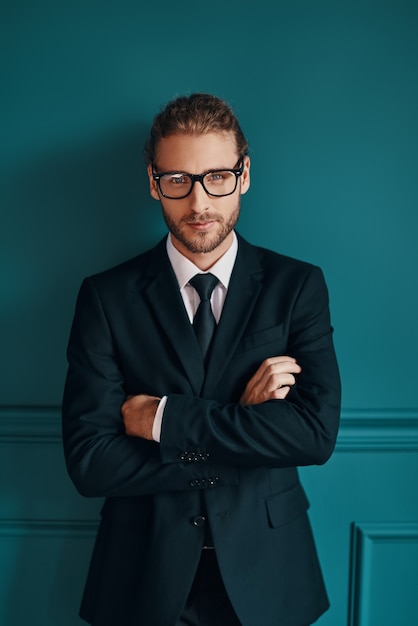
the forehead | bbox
[155,132,239,171]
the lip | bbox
[187,221,216,231]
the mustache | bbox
[184,214,221,223]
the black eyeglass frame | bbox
[152,159,245,199]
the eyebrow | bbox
[153,159,241,174]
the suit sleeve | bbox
[62,278,239,497]
[160,265,341,468]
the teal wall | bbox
[1,1,417,625]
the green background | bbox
[1,1,417,625]
[2,0,417,409]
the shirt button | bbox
[192,516,206,527]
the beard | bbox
[161,201,241,254]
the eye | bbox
[206,171,227,183]
[164,174,189,185]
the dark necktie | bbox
[189,273,219,362]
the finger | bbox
[255,356,297,377]
[250,365,300,397]
[260,358,301,379]
[270,386,291,400]
[247,358,300,390]
[264,373,297,392]
[263,356,297,365]
[245,368,295,400]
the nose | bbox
[187,180,211,213]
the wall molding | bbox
[0,518,99,537]
[0,406,62,443]
[348,522,418,626]
[1,406,418,450]
[337,409,418,451]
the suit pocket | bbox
[243,324,284,351]
[265,483,310,529]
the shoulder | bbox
[84,238,167,289]
[235,234,329,304]
[236,233,320,277]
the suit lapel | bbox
[142,240,205,395]
[202,236,263,395]
[141,236,264,397]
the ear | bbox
[240,155,251,195]
[147,164,160,200]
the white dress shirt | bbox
[151,232,238,442]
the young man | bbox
[62,93,341,626]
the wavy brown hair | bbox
[144,93,249,164]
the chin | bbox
[183,230,228,254]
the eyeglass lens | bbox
[159,170,239,199]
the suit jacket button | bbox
[192,516,206,527]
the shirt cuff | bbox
[152,395,167,442]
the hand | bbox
[240,356,302,405]
[121,394,161,440]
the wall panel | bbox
[0,520,98,626]
[349,523,418,626]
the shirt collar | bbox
[166,232,238,290]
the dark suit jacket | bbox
[62,233,341,626]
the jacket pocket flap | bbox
[265,484,310,528]
[243,324,284,351]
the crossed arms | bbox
[122,356,302,440]
[62,264,341,498]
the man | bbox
[62,93,341,626]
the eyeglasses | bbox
[152,159,244,199]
